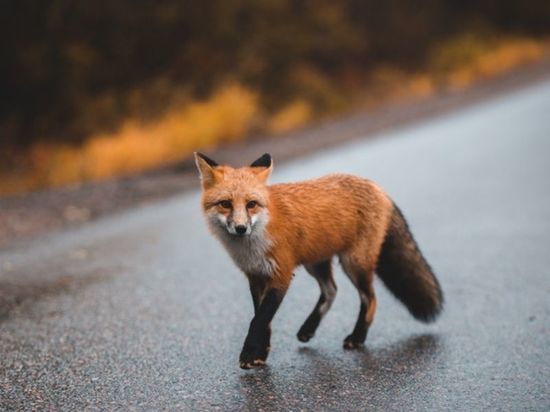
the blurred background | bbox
[1,0,549,195]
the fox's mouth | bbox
[229,231,249,238]
[227,223,251,237]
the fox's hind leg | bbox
[297,260,337,343]
[340,254,377,349]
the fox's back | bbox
[267,174,393,264]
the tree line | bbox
[1,0,548,149]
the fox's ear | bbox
[249,153,273,183]
[194,152,221,188]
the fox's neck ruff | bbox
[208,212,276,277]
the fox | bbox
[194,152,443,369]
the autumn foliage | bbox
[1,1,548,194]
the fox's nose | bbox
[235,225,247,235]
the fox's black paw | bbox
[297,327,315,342]
[343,335,365,350]
[297,332,313,343]
[239,345,270,369]
[297,317,319,342]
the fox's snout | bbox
[225,218,252,236]
[235,225,248,235]
[224,205,252,236]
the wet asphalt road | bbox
[1,81,550,411]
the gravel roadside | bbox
[1,58,550,250]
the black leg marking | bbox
[343,298,369,349]
[240,288,286,369]
[297,295,325,342]
[297,261,337,343]
[247,276,270,361]
[339,264,377,350]
[248,276,267,314]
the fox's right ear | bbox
[249,153,273,183]
[194,152,220,188]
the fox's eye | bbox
[246,200,258,209]
[219,200,232,209]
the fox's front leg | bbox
[248,276,271,360]
[240,275,289,369]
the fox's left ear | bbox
[194,152,221,188]
[249,153,273,183]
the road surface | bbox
[1,80,549,410]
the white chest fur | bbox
[224,234,275,276]
[206,208,276,276]
[215,230,275,276]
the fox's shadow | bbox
[301,333,441,372]
[239,333,442,409]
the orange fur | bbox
[264,175,393,289]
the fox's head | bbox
[194,152,273,237]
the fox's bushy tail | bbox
[376,204,443,322]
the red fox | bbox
[194,152,443,369]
